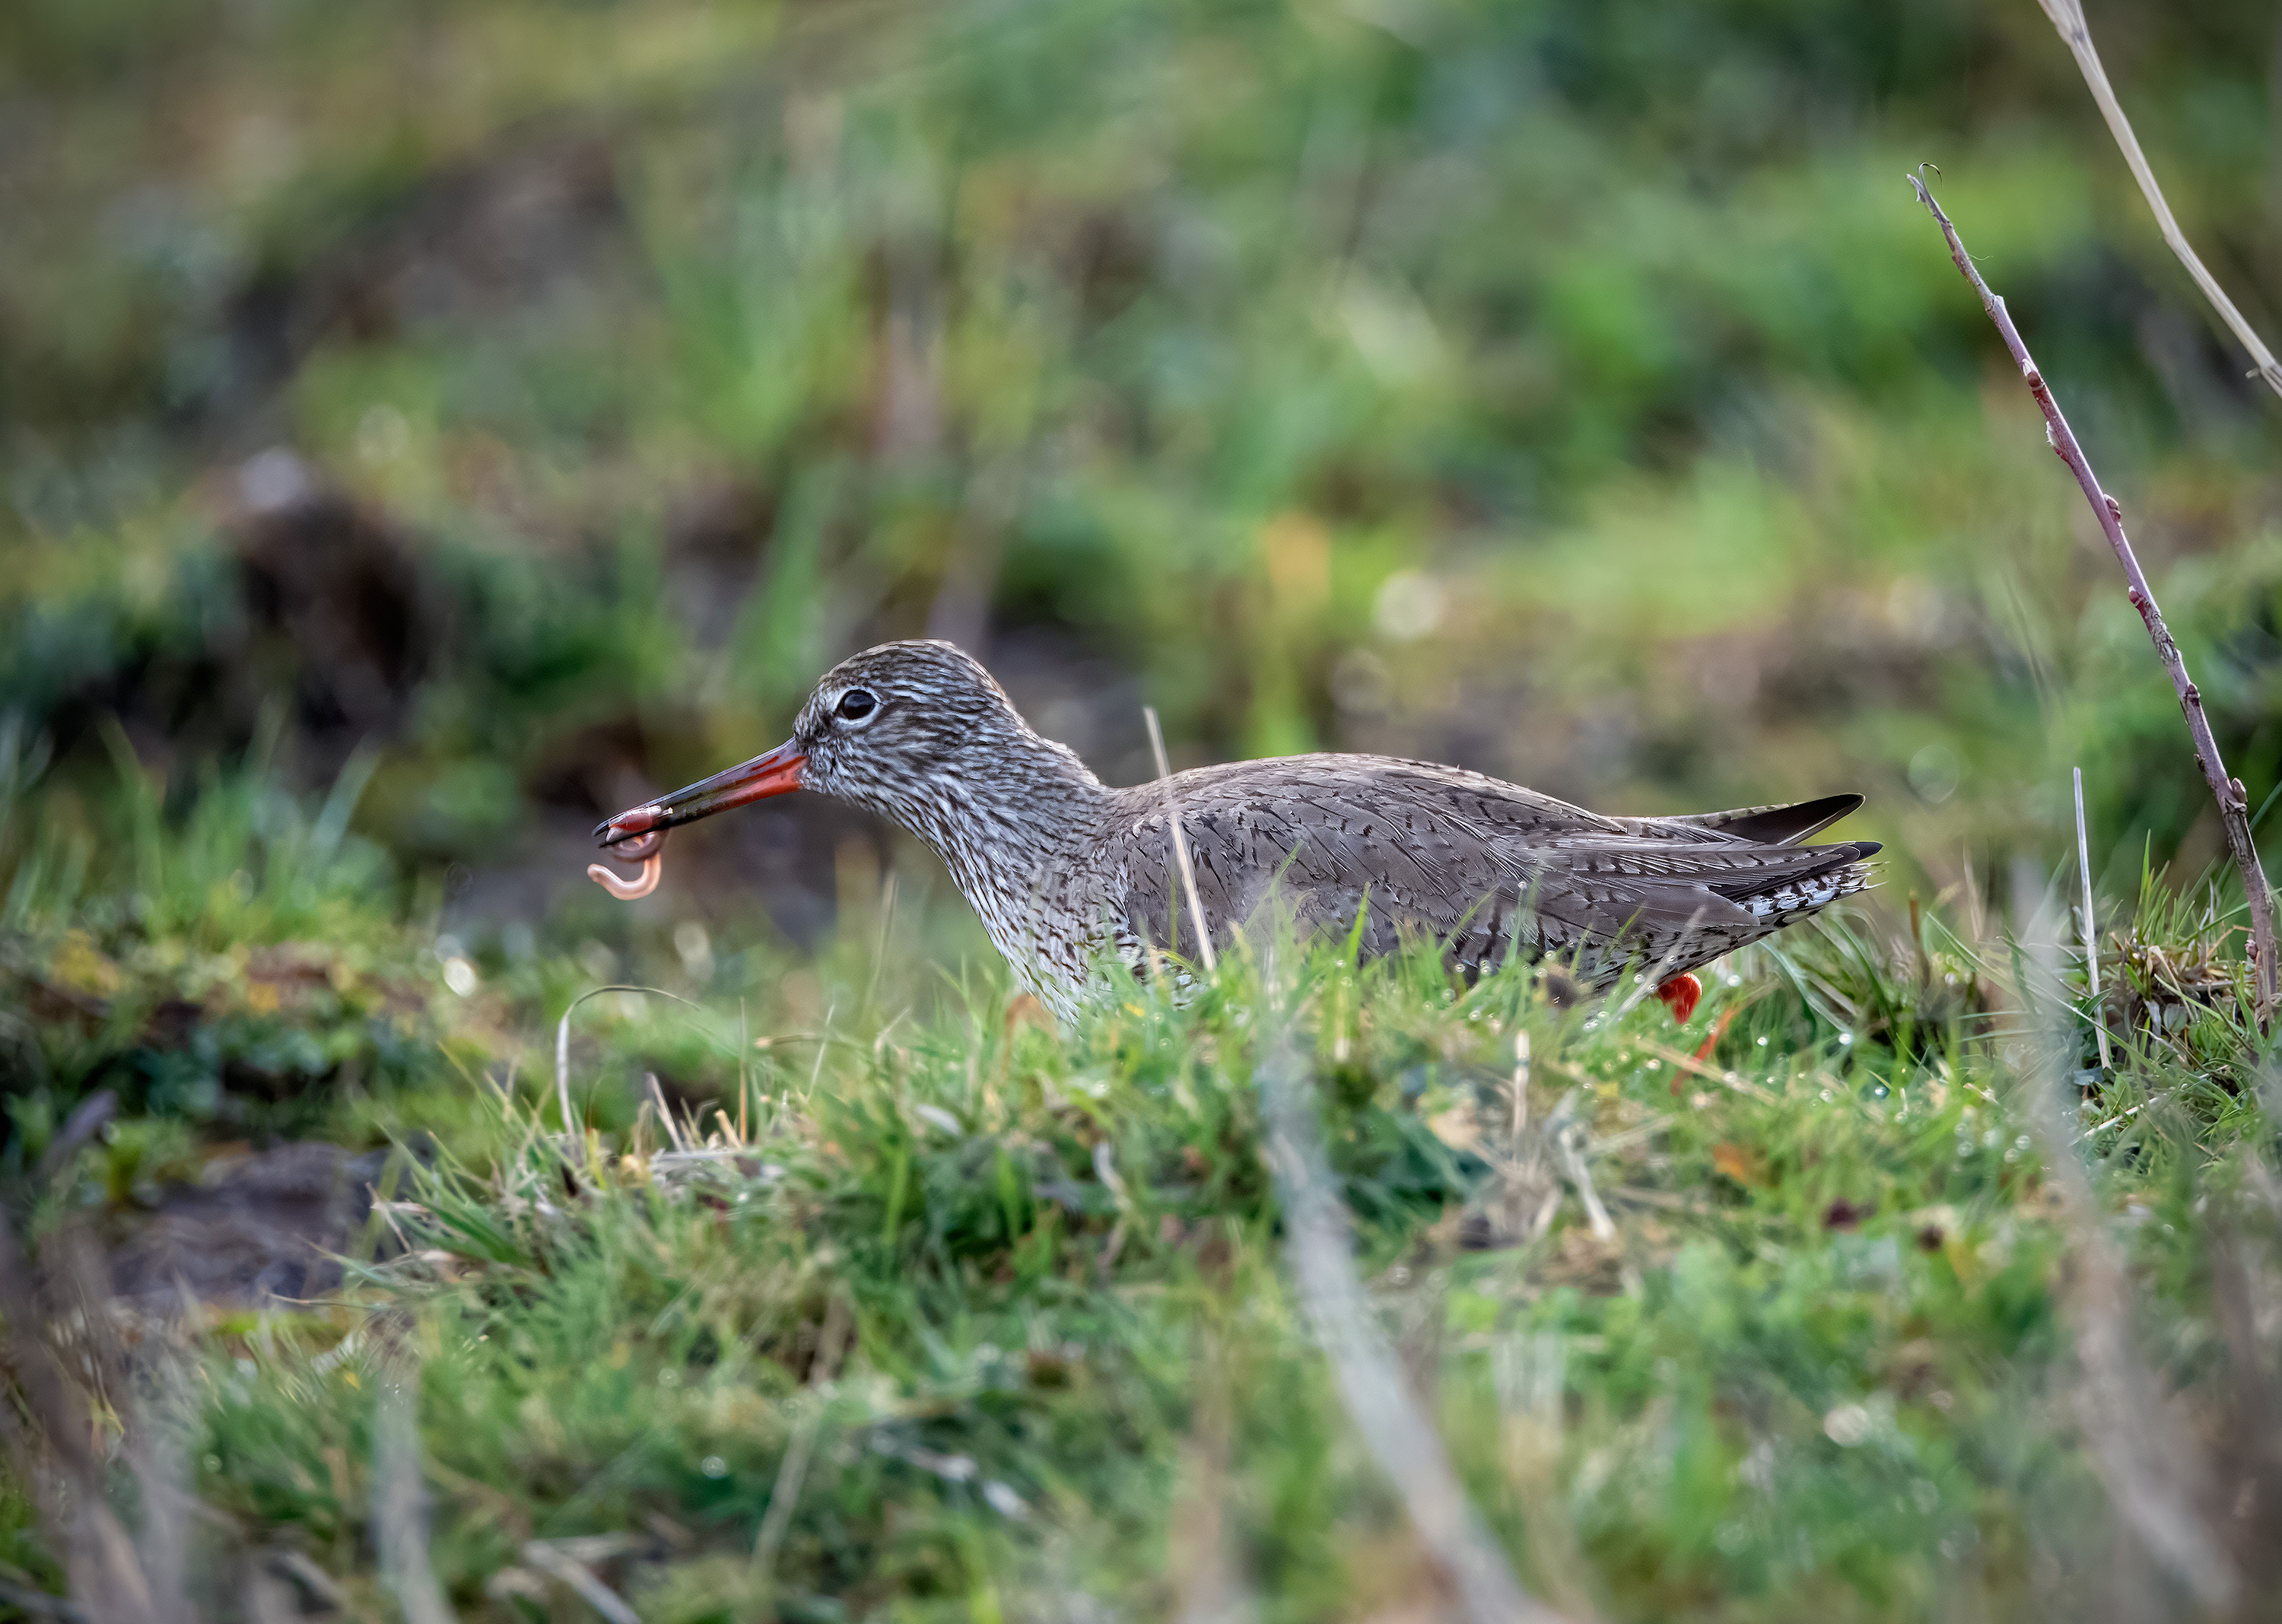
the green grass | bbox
[8,873,2263,1620]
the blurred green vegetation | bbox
[6,0,2282,902]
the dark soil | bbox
[107,1142,401,1311]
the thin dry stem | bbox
[1910,170,2278,1010]
[372,1349,456,1624]
[1548,1094,1616,1242]
[0,1213,162,1624]
[1143,705,1216,974]
[1253,963,1570,1624]
[2035,0,2282,402]
[2008,866,2242,1613]
[753,1294,855,1581]
[521,1543,639,1624]
[553,984,715,1136]
[2074,768,2112,1071]
[647,1073,690,1152]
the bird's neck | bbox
[875,726,1111,888]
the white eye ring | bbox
[834,688,880,726]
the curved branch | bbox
[1909,170,2277,1008]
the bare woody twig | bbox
[1909,170,2279,1008]
[2034,0,2282,403]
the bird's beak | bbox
[593,741,807,847]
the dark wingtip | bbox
[1851,841,1883,859]
[1694,793,1867,846]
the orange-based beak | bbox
[593,741,807,848]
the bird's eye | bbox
[835,688,879,723]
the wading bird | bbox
[593,640,1877,1024]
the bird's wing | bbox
[1167,757,1629,841]
[1098,757,1620,961]
[1094,758,1879,977]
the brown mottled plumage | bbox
[596,640,1880,1022]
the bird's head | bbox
[593,640,1092,852]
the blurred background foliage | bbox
[5,0,2282,1142]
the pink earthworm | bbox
[587,828,666,901]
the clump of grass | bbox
[0,732,475,1171]
[3,905,2268,1619]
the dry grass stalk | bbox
[1478,1031,1567,1250]
[371,1339,457,1624]
[554,982,717,1136]
[1143,705,1216,974]
[521,1540,641,1624]
[1168,1332,1250,1624]
[2034,0,2282,403]
[2075,768,2112,1071]
[1251,968,1572,1624]
[2008,874,2242,1615]
[1546,1092,1615,1244]
[1909,170,2280,1010]
[0,1212,163,1624]
[648,1073,691,1152]
[752,1292,855,1582]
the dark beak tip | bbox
[593,805,662,845]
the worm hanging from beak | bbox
[587,828,666,901]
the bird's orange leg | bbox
[1655,972,1702,1025]
[1691,1004,1740,1066]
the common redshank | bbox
[594,640,1879,1023]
